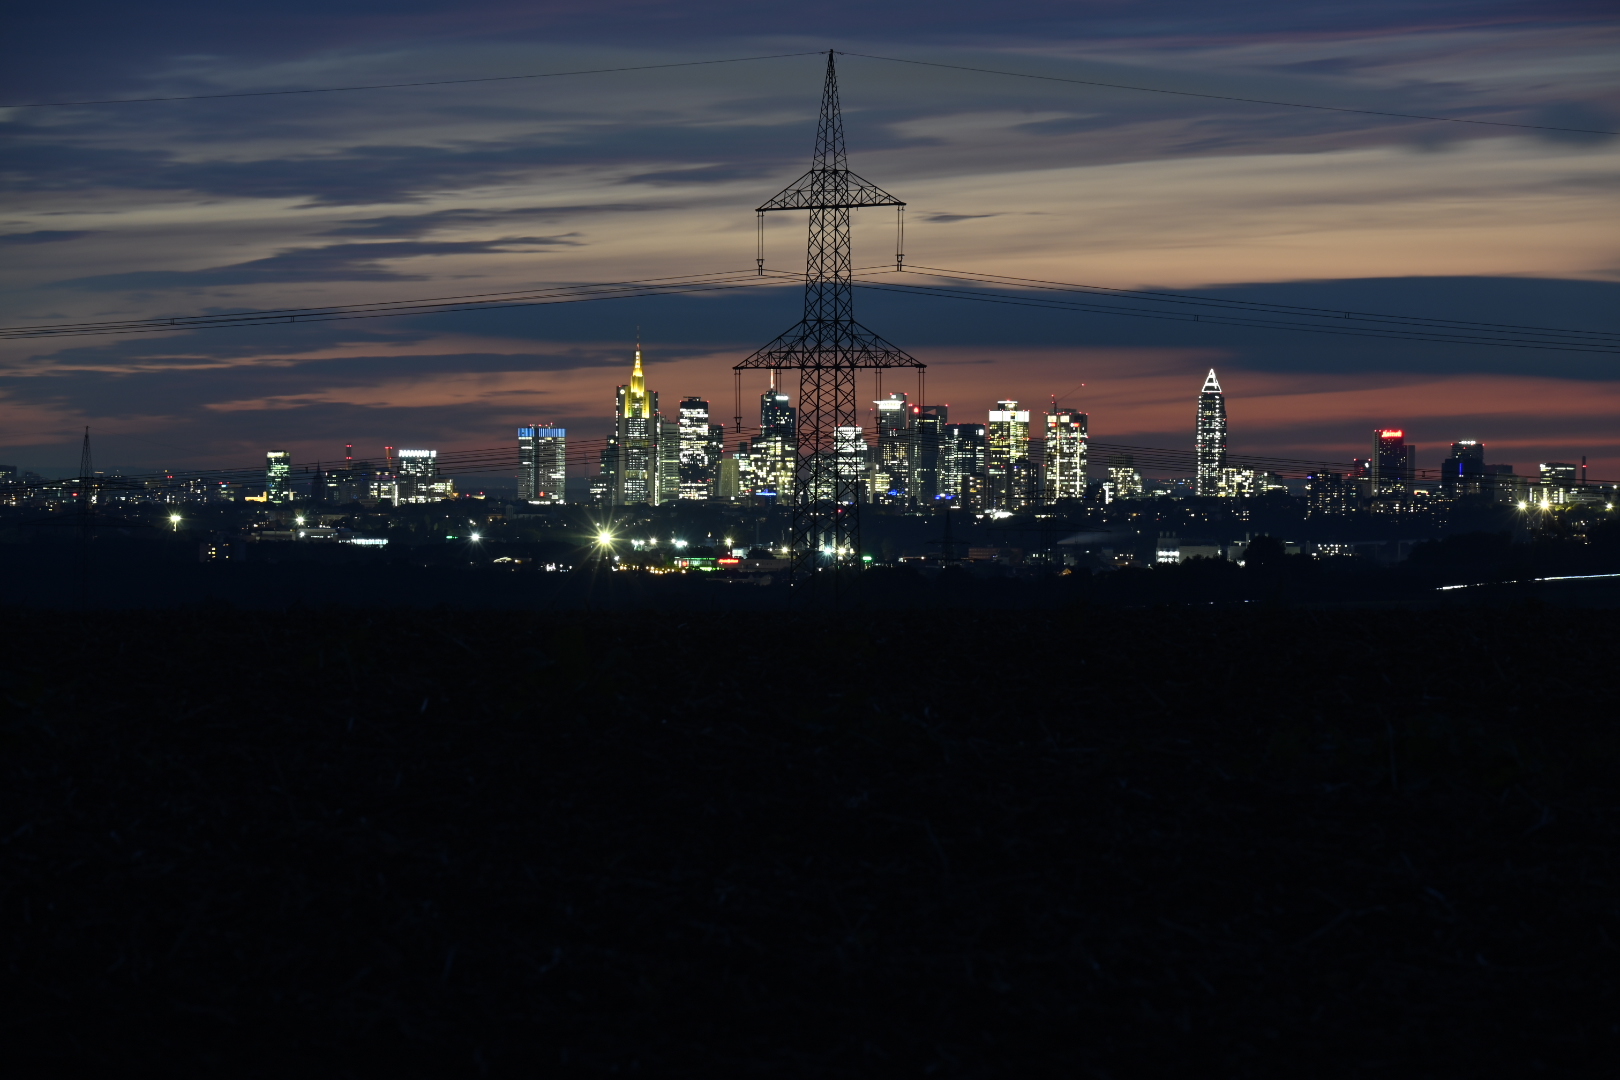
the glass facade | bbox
[518,426,567,504]
[1195,369,1226,496]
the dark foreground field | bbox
[5,606,1618,1076]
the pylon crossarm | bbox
[757,169,904,212]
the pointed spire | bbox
[1202,368,1222,394]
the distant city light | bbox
[597,531,614,544]
[469,532,481,542]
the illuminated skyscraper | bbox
[835,427,868,503]
[1307,470,1352,516]
[1195,369,1226,496]
[1108,455,1144,500]
[1370,429,1411,497]
[913,405,947,505]
[265,450,292,503]
[987,400,1032,509]
[611,345,660,506]
[751,379,797,500]
[657,416,681,504]
[1043,406,1089,502]
[1441,440,1485,494]
[396,449,454,503]
[872,392,913,504]
[678,397,716,500]
[941,423,986,510]
[518,426,567,504]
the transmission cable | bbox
[1,52,826,109]
[838,51,1620,137]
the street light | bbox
[597,531,614,545]
[168,513,181,531]
[469,531,482,542]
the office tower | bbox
[1307,470,1352,516]
[914,405,947,505]
[1370,429,1411,497]
[519,426,567,504]
[592,443,617,505]
[1195,369,1227,496]
[678,398,716,500]
[396,449,453,502]
[1043,406,1089,502]
[1108,455,1144,500]
[718,453,742,500]
[941,422,987,510]
[611,345,659,506]
[1541,462,1578,485]
[872,392,913,504]
[753,380,797,500]
[265,450,292,503]
[1440,440,1485,494]
[834,427,868,504]
[987,400,1032,509]
[658,416,681,504]
[707,423,726,489]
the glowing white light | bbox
[470,532,481,542]
[597,531,614,544]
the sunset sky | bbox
[4,1,1617,481]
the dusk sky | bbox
[4,1,1617,481]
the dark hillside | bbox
[5,607,1617,1075]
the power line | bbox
[838,51,1620,137]
[0,52,826,109]
[0,269,793,340]
[849,270,1620,355]
[900,265,1620,343]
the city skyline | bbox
[3,5,1616,479]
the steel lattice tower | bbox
[736,51,921,578]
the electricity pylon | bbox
[736,50,922,580]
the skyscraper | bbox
[1370,429,1411,498]
[1108,455,1144,500]
[678,397,716,500]
[872,392,913,504]
[1195,369,1226,496]
[941,423,987,510]
[1307,470,1353,517]
[265,450,292,503]
[396,449,453,503]
[657,416,681,504]
[834,427,868,504]
[518,426,567,504]
[1440,440,1485,495]
[987,400,1032,509]
[913,405,947,505]
[1043,406,1089,502]
[752,380,797,500]
[611,345,659,506]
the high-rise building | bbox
[611,346,660,506]
[1195,369,1227,496]
[1306,470,1353,516]
[872,392,913,504]
[265,450,292,503]
[913,405,947,505]
[1043,406,1089,502]
[518,426,567,504]
[678,398,716,500]
[1108,455,1144,500]
[941,423,987,510]
[1370,429,1411,498]
[657,416,681,504]
[1440,440,1485,494]
[396,449,454,503]
[987,400,1032,509]
[751,381,797,500]
[835,427,868,503]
